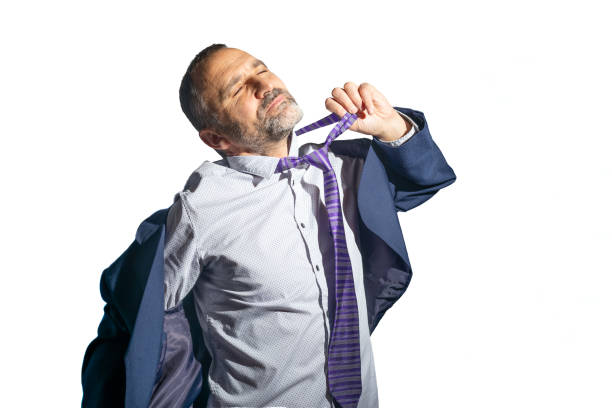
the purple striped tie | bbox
[275,112,362,408]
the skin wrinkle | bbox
[222,59,268,100]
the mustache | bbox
[263,89,292,110]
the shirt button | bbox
[316,265,320,271]
[292,179,295,186]
[300,222,306,228]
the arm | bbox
[321,83,455,212]
[372,107,456,212]
[148,193,204,403]
[163,192,202,310]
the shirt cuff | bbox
[376,109,420,147]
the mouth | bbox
[266,94,285,112]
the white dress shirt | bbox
[163,109,418,407]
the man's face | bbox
[200,48,303,155]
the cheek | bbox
[229,103,259,129]
[238,99,262,117]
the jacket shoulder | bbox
[329,137,372,159]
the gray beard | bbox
[257,97,304,143]
[223,97,304,155]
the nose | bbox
[255,77,275,99]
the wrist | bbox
[375,111,412,142]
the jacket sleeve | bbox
[371,107,457,212]
[81,253,131,407]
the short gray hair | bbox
[179,43,229,159]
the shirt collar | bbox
[225,130,303,178]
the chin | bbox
[283,102,304,127]
[262,101,304,137]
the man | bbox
[81,43,456,407]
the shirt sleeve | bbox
[163,192,202,310]
[376,108,420,147]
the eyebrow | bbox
[223,59,267,99]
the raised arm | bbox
[371,107,456,211]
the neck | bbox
[232,131,292,158]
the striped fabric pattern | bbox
[275,112,362,408]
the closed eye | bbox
[233,71,269,96]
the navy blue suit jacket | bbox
[81,107,456,407]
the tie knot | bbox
[275,111,358,174]
[276,145,330,173]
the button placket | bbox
[291,167,330,337]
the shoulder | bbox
[168,158,231,211]
[166,158,235,229]
[181,159,229,193]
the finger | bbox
[358,83,375,115]
[331,87,359,114]
[325,98,358,130]
[325,97,347,117]
[343,82,363,114]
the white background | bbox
[1,0,610,406]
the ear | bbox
[199,129,234,154]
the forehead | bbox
[205,49,261,87]
[200,48,264,104]
[207,48,252,73]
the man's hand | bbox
[325,82,412,142]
